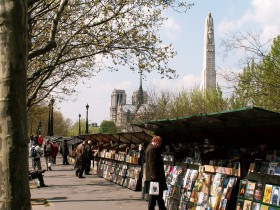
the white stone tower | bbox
[201,12,216,92]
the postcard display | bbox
[164,163,240,210]
[236,160,280,210]
[97,149,142,191]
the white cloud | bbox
[114,81,131,90]
[176,74,201,89]
[149,74,200,92]
[218,0,280,41]
[163,17,181,40]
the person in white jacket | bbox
[30,141,44,170]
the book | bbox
[245,181,256,200]
[274,163,280,176]
[236,199,244,210]
[211,173,226,197]
[208,196,220,209]
[243,200,252,210]
[251,202,261,210]
[193,176,204,192]
[201,173,212,194]
[263,184,273,204]
[267,162,279,175]
[170,166,180,185]
[219,198,227,210]
[239,180,248,198]
[268,207,280,210]
[254,181,265,201]
[183,169,198,190]
[223,177,237,199]
[180,190,191,203]
[260,204,269,210]
[196,192,208,207]
[182,169,190,189]
[270,185,280,205]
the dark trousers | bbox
[63,154,69,165]
[148,186,166,210]
[30,171,45,186]
[85,158,93,173]
[75,159,86,177]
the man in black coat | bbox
[85,141,94,175]
[75,140,88,178]
[62,139,69,165]
[145,135,167,210]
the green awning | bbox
[75,131,152,145]
[132,107,280,147]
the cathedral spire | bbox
[201,12,216,92]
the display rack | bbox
[236,171,280,209]
[97,150,142,191]
[164,163,240,210]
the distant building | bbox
[201,12,216,92]
[110,72,150,132]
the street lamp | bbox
[85,104,89,134]
[37,121,42,136]
[78,113,81,135]
[47,97,55,136]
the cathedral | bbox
[110,73,149,132]
[110,13,217,131]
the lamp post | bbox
[78,113,81,135]
[47,98,55,136]
[37,121,42,136]
[85,104,89,134]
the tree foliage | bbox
[99,120,118,133]
[222,33,280,111]
[27,0,193,110]
[28,105,72,137]
[67,119,99,136]
[132,86,229,124]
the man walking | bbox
[30,141,43,170]
[62,139,70,165]
[145,136,167,210]
[44,140,53,171]
[85,141,94,175]
[75,140,88,178]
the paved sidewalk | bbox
[30,155,149,210]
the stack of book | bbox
[237,179,280,209]
[164,165,238,210]
[165,165,186,210]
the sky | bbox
[59,0,280,126]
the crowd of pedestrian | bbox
[29,133,166,209]
[29,134,96,188]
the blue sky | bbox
[59,0,280,125]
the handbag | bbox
[149,181,159,195]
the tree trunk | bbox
[0,1,30,209]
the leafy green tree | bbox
[26,0,193,110]
[227,35,280,111]
[28,105,72,137]
[0,1,30,209]
[68,119,99,136]
[99,120,118,133]
[132,86,229,125]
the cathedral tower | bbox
[110,89,126,123]
[201,12,216,92]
